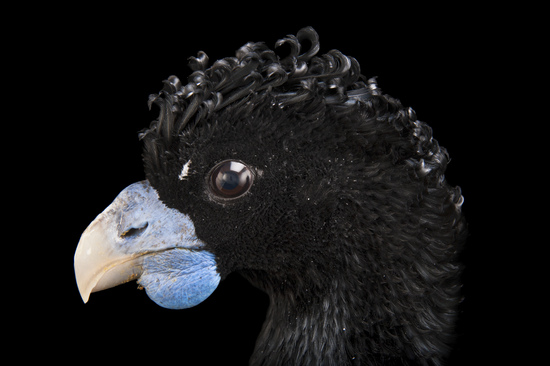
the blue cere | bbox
[138,249,220,309]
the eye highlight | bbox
[208,160,253,200]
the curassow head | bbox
[75,27,466,365]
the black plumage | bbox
[135,27,465,365]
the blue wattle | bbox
[138,249,220,309]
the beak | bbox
[74,213,145,303]
[74,180,220,309]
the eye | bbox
[208,160,253,200]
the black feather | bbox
[140,27,466,366]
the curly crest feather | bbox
[140,27,452,195]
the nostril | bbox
[120,222,149,238]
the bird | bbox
[74,27,466,365]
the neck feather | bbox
[243,271,366,366]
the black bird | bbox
[74,27,466,365]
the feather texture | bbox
[140,27,466,365]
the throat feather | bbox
[249,285,358,365]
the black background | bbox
[13,4,523,365]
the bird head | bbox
[74,27,466,363]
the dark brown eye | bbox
[209,160,253,200]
